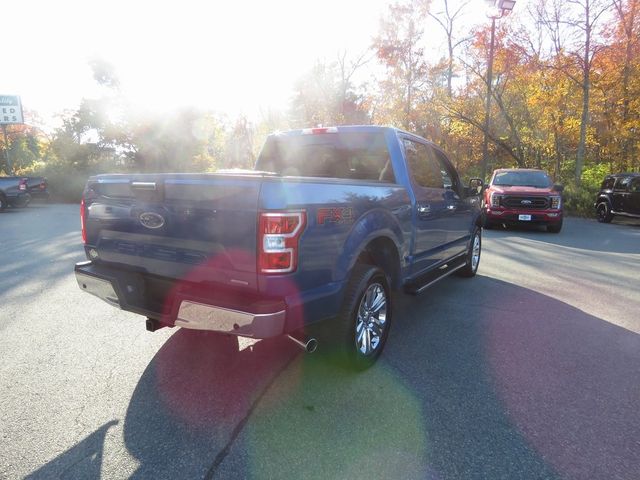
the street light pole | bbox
[479,0,515,183]
[480,16,496,183]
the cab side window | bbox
[614,177,630,190]
[403,139,443,189]
[430,147,459,193]
[630,178,640,193]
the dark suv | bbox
[595,173,640,223]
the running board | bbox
[404,259,467,295]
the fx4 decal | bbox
[317,207,354,225]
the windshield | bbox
[492,171,551,188]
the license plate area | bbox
[518,214,532,221]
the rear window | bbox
[492,170,551,188]
[256,132,394,182]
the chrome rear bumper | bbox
[74,261,286,338]
[175,301,285,337]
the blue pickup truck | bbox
[75,126,483,369]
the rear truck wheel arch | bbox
[354,236,402,291]
[334,209,406,288]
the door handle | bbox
[131,182,157,191]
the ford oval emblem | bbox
[139,212,165,229]
[521,199,532,205]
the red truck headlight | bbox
[258,211,306,274]
[489,192,502,208]
[550,196,561,209]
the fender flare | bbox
[334,208,405,287]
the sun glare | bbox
[4,0,400,124]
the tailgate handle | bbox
[131,182,157,191]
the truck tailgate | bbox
[84,174,261,291]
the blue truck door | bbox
[401,137,450,273]
[430,146,472,257]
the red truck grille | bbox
[502,196,549,209]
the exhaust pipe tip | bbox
[305,337,318,354]
[287,334,318,353]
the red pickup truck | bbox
[482,168,563,233]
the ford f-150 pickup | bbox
[482,168,564,233]
[75,126,483,369]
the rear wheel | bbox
[13,196,30,208]
[331,264,392,370]
[596,202,614,223]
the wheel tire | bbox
[14,196,30,208]
[331,264,392,371]
[547,221,563,233]
[0,194,7,212]
[596,202,614,223]
[457,227,481,278]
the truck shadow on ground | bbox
[25,277,639,479]
[114,276,639,479]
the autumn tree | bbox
[290,54,370,128]
[373,0,431,130]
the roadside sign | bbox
[0,95,24,125]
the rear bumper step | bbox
[74,261,286,338]
[175,301,285,338]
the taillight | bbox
[81,186,97,245]
[18,178,27,191]
[258,211,306,274]
[490,192,502,208]
[80,197,87,244]
[39,182,46,190]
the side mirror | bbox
[553,184,564,193]
[469,178,484,195]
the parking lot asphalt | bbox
[1,204,639,479]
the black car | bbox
[595,173,640,222]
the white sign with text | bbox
[0,95,24,124]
